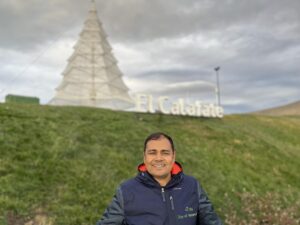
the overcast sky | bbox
[0,0,299,114]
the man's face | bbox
[144,137,175,185]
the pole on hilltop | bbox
[214,67,221,106]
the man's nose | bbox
[155,153,163,160]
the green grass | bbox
[0,103,299,224]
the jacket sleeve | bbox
[196,181,223,225]
[96,187,126,225]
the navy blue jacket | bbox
[97,162,223,225]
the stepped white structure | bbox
[49,0,134,110]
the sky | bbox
[0,0,299,114]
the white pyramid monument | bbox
[49,0,134,110]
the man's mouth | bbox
[152,164,165,168]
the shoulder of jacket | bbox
[119,177,138,189]
[182,173,199,184]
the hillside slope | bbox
[254,100,300,116]
[0,103,299,224]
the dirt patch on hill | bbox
[6,208,52,225]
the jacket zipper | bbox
[161,188,166,202]
[163,189,177,224]
[170,196,175,210]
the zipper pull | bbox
[170,196,175,210]
[161,188,166,202]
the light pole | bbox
[214,66,221,106]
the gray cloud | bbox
[2,0,300,48]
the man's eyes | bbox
[147,151,171,155]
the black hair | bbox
[143,132,175,152]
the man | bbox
[96,132,223,225]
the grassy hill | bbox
[0,103,299,225]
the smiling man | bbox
[96,132,223,225]
[143,136,175,187]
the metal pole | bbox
[214,67,221,106]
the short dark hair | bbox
[144,132,175,152]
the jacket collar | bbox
[136,162,183,188]
[137,161,183,175]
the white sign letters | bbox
[136,94,224,118]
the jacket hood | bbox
[137,161,183,175]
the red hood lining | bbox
[138,162,182,175]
